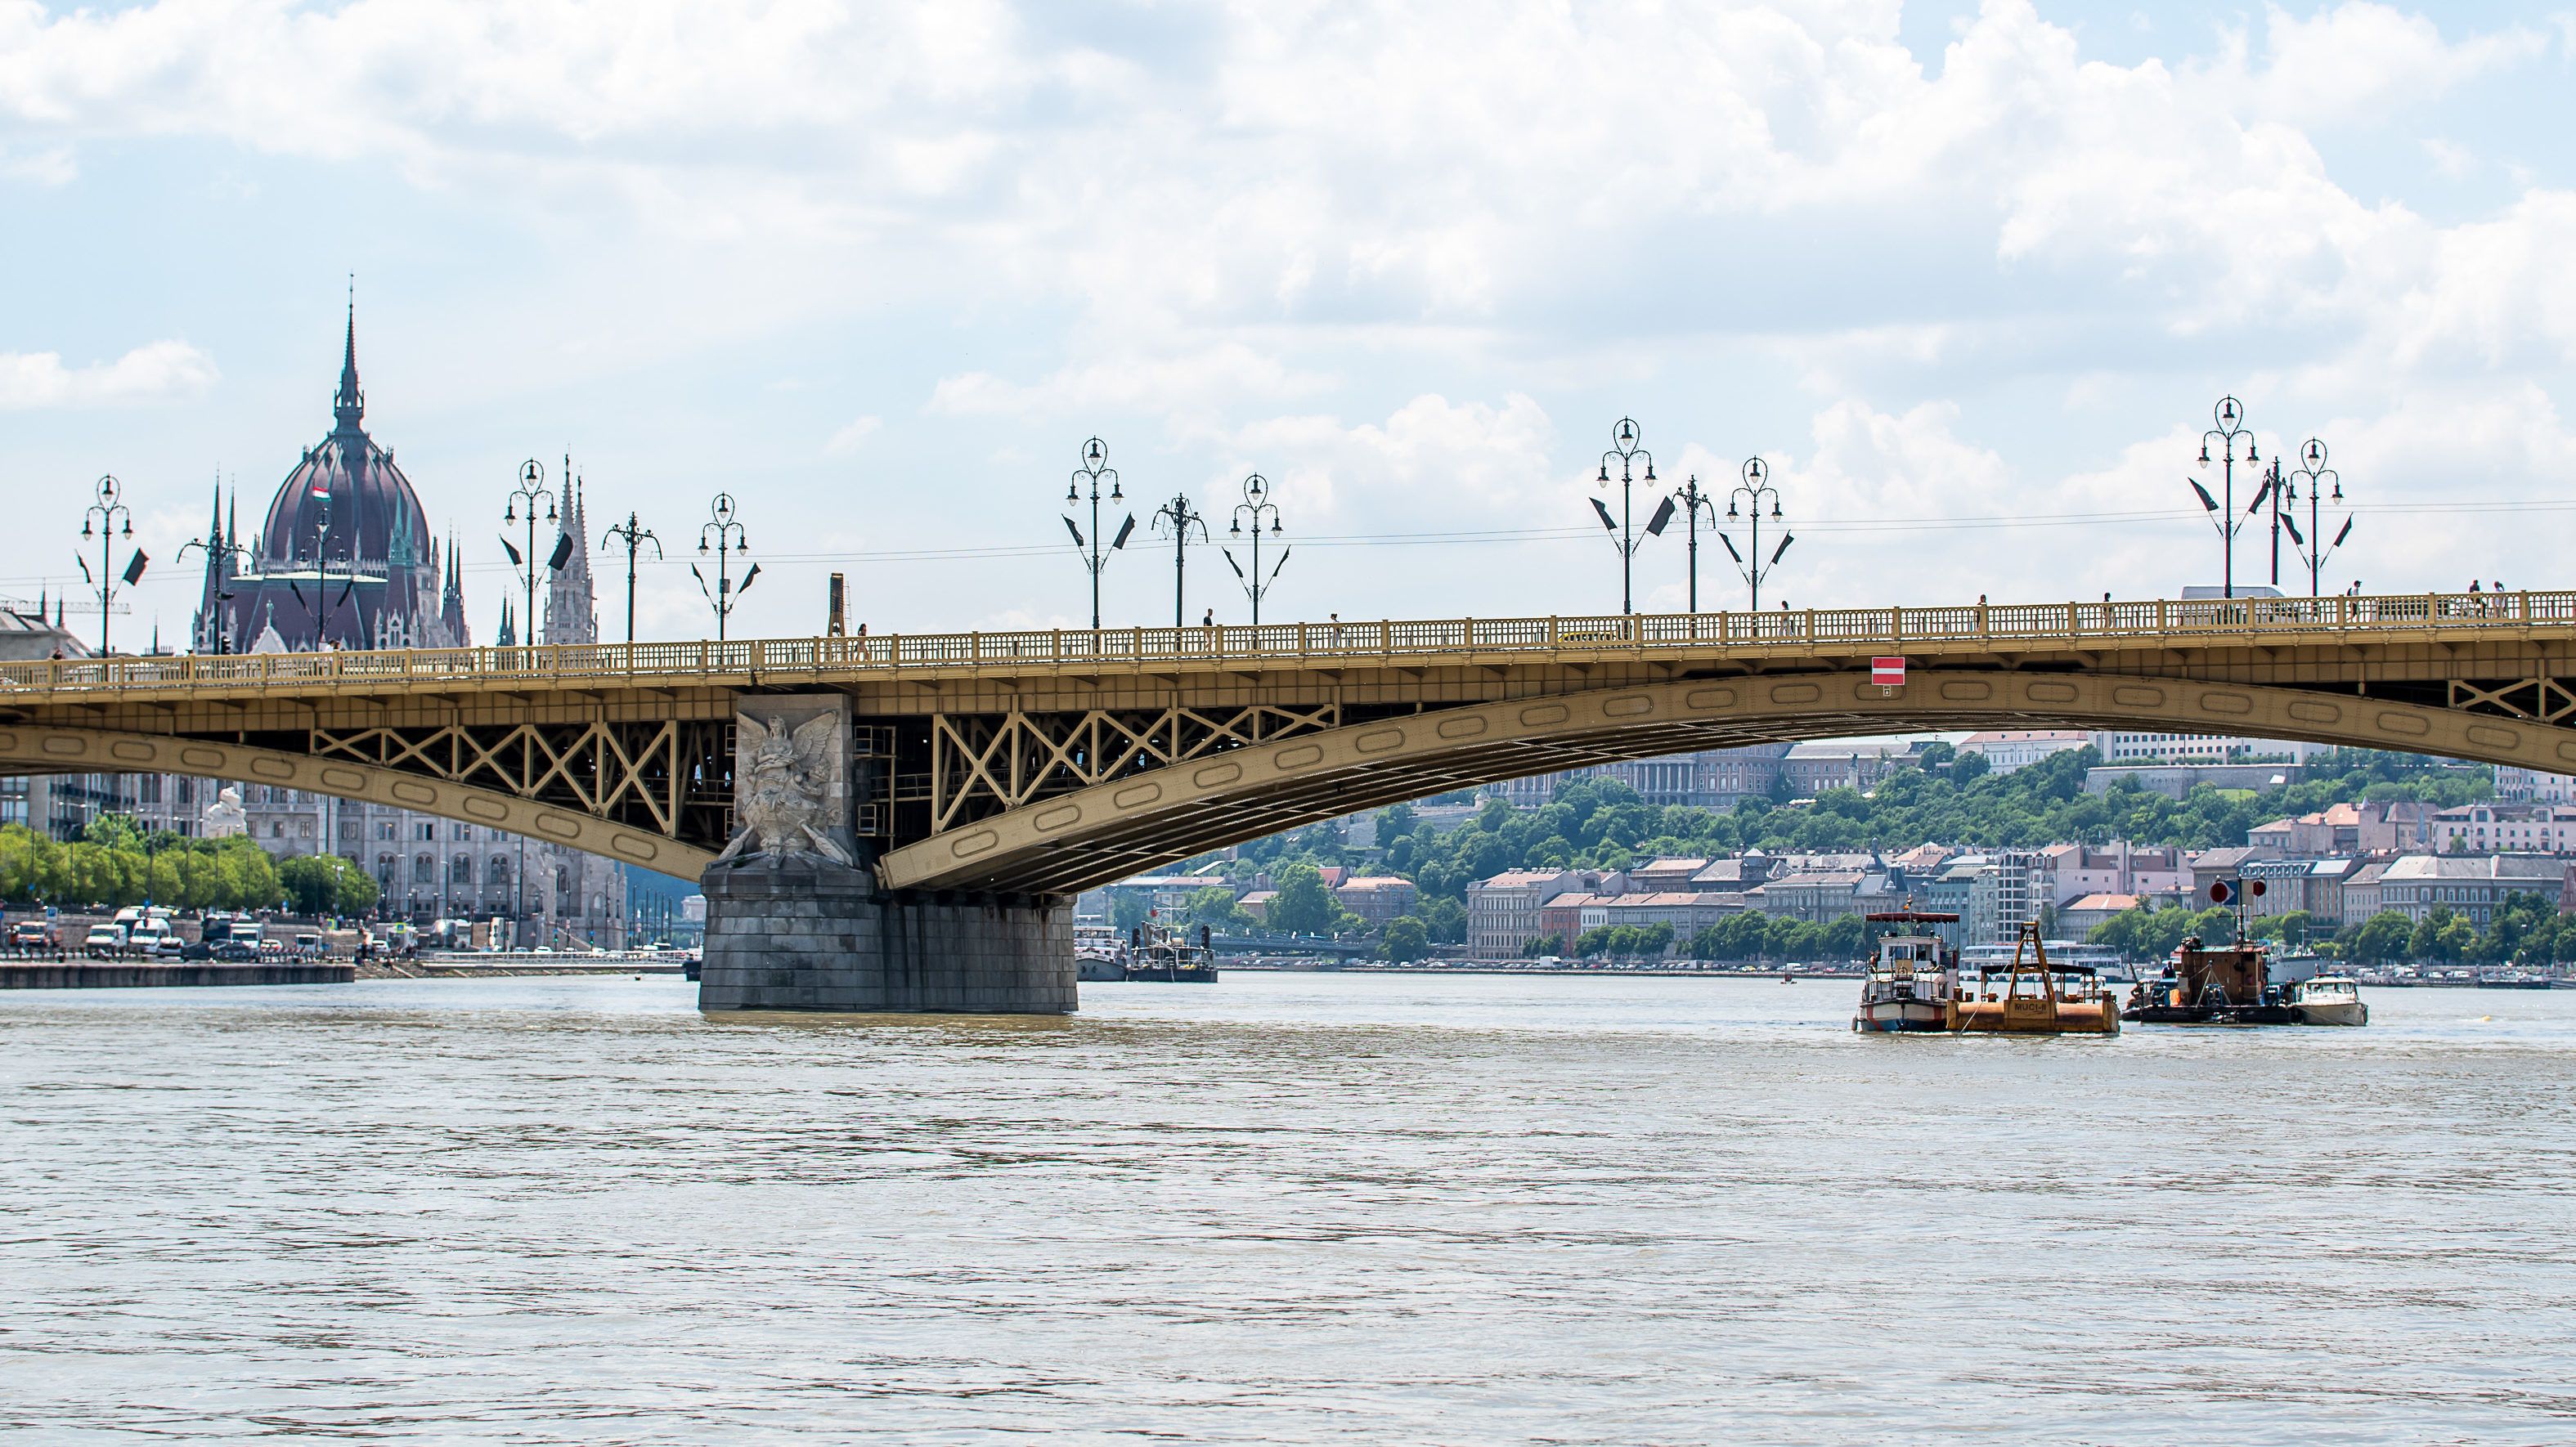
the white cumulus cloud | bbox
[824,414,881,455]
[0,341,218,410]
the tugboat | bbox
[1123,921,1219,983]
[2125,931,2298,1024]
[2121,876,2368,1027]
[1852,914,2117,1036]
[1952,922,2121,1036]
[1074,923,1128,983]
[1851,908,1962,1033]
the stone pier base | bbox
[696,856,1076,1014]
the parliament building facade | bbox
[125,309,629,943]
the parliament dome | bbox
[195,304,466,654]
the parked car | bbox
[84,925,127,958]
[143,934,186,960]
[10,920,59,949]
[211,940,260,962]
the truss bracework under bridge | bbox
[7,590,2576,895]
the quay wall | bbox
[1,961,357,989]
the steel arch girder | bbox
[0,724,717,881]
[880,670,2576,896]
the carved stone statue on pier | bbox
[202,784,248,839]
[711,710,857,867]
[695,691,1072,1015]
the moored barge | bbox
[2122,934,2369,1026]
[1852,917,2118,1036]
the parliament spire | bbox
[333,280,365,434]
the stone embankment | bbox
[2,960,355,989]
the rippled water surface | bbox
[4,972,2574,1445]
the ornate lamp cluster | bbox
[1057,439,1290,629]
[2187,396,2354,598]
[1586,419,1788,616]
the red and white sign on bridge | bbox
[1870,656,1906,688]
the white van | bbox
[84,923,127,957]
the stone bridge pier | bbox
[693,695,1077,1015]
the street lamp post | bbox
[1062,437,1132,630]
[502,459,555,652]
[693,494,756,641]
[600,510,662,644]
[2284,437,2352,598]
[1148,491,1209,628]
[79,475,134,656]
[1224,473,1288,626]
[1670,473,1723,613]
[1591,419,1673,615]
[176,531,254,655]
[2189,396,2264,599]
[1717,457,1792,612]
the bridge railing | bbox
[4,589,2570,697]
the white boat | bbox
[1851,908,1960,1033]
[1073,923,1128,983]
[2289,974,2368,1027]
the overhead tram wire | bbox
[433,495,2576,582]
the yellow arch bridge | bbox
[6,590,2573,900]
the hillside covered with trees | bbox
[1192,746,2499,962]
[1220,746,2486,905]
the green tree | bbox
[1574,922,1674,959]
[1712,909,1773,961]
[334,857,380,914]
[1,824,63,904]
[2474,892,2553,964]
[1382,915,1430,962]
[1182,885,1254,934]
[1267,863,1357,935]
[83,812,145,853]
[1820,913,1867,959]
[2350,910,2412,964]
[2246,910,2313,948]
[213,840,283,911]
[1111,892,1151,932]
[2408,907,2469,963]
[1379,803,1416,840]
[276,853,379,916]
[1522,932,1564,958]
[1418,895,1468,944]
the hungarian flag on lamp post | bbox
[1871,656,1906,688]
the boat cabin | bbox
[2161,935,2271,1010]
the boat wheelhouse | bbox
[1852,908,1962,1033]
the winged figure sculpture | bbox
[711,712,857,867]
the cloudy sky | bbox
[3,0,2571,646]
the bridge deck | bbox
[4,591,2571,702]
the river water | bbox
[3,972,2572,1445]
